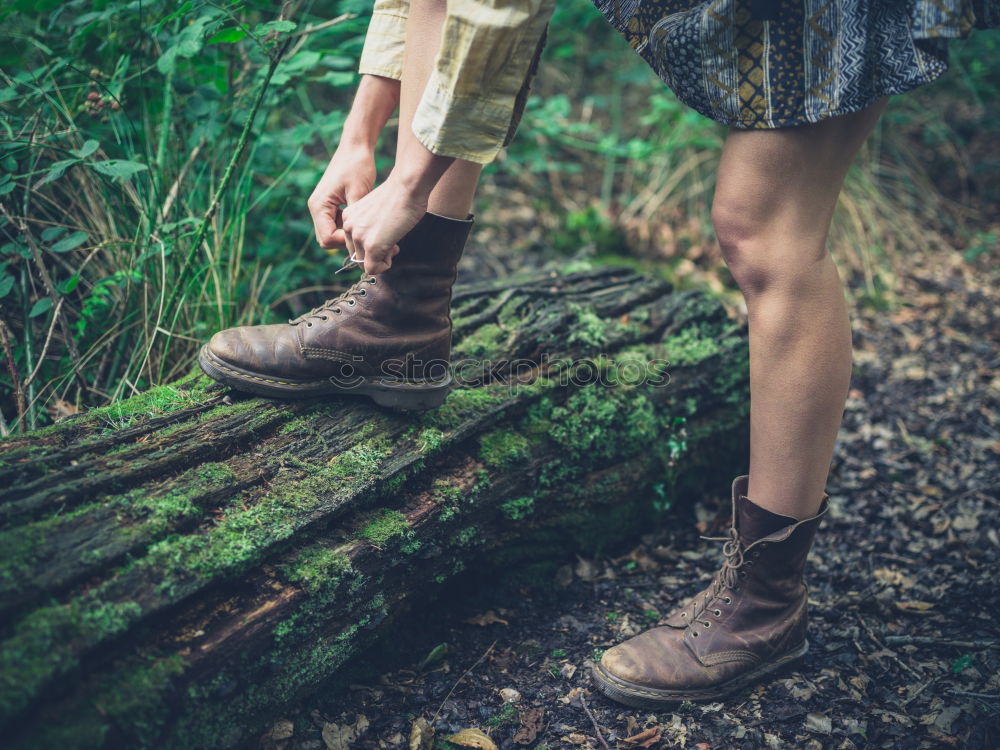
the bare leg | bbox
[711,99,888,518]
[398,0,483,219]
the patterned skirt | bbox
[591,0,999,128]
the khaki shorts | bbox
[501,23,548,148]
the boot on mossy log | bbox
[0,266,750,749]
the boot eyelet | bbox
[333,308,342,314]
[348,299,356,306]
[306,322,313,327]
[723,597,732,604]
[321,316,328,321]
[358,289,367,297]
[368,276,377,284]
[680,612,687,618]
[713,609,722,617]
[691,630,699,637]
[703,622,711,628]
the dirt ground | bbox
[259,248,999,750]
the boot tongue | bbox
[737,494,797,546]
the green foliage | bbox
[359,509,410,547]
[500,496,535,521]
[478,429,529,469]
[281,546,353,594]
[0,0,373,431]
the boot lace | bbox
[289,256,376,326]
[678,527,748,636]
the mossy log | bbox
[0,266,749,749]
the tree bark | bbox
[0,266,749,749]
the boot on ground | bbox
[592,475,829,708]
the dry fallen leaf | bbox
[622,726,661,747]
[261,718,294,750]
[560,686,585,706]
[499,687,521,703]
[560,663,577,679]
[446,728,498,750]
[408,718,434,750]
[512,707,544,745]
[323,714,370,750]
[804,712,832,735]
[895,600,936,613]
[574,555,599,582]
[463,610,509,626]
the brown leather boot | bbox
[198,212,473,409]
[592,475,829,707]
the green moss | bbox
[452,526,479,546]
[0,598,144,720]
[359,509,410,547]
[422,386,509,430]
[565,303,608,349]
[121,462,236,535]
[500,496,535,521]
[400,538,423,555]
[662,325,721,366]
[280,547,353,594]
[278,415,311,435]
[478,429,529,469]
[89,384,206,432]
[328,438,392,482]
[487,702,518,727]
[416,427,445,453]
[453,322,508,359]
[549,386,658,464]
[431,480,464,506]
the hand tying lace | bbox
[678,526,746,634]
[289,256,377,326]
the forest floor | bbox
[259,247,999,750]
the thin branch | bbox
[577,693,610,750]
[23,296,63,388]
[430,640,496,725]
[287,13,354,38]
[0,317,26,429]
[885,636,998,650]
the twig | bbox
[857,616,922,679]
[885,636,998,650]
[0,318,25,428]
[950,690,1000,700]
[286,12,354,38]
[430,640,496,725]
[158,137,205,223]
[22,297,63,389]
[902,675,939,708]
[577,693,610,750]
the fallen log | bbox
[0,266,749,749]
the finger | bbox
[329,207,347,246]
[345,182,370,205]
[364,244,395,276]
[344,232,363,263]
[313,212,344,249]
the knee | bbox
[711,199,774,297]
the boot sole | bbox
[198,345,451,411]
[591,639,809,708]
